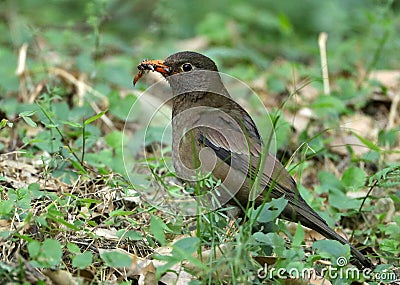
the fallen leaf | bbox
[369,70,400,89]
[42,269,80,285]
[94,228,119,240]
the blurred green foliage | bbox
[1,0,399,94]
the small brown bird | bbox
[133,51,372,269]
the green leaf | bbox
[372,264,397,283]
[329,189,362,210]
[292,224,305,248]
[32,130,63,153]
[252,197,288,223]
[29,239,63,268]
[0,49,18,90]
[62,120,83,128]
[70,159,87,174]
[172,237,199,257]
[267,75,286,93]
[0,230,11,239]
[150,215,167,245]
[109,209,135,217]
[67,243,81,254]
[22,116,37,127]
[117,230,143,241]
[381,216,400,238]
[318,171,344,192]
[100,251,132,267]
[144,126,173,146]
[313,240,350,265]
[341,166,367,191]
[41,239,63,267]
[84,110,107,125]
[46,213,80,231]
[380,239,398,253]
[153,237,204,280]
[311,95,347,118]
[72,251,93,269]
[254,232,286,256]
[19,110,37,117]
[35,216,48,227]
[378,129,399,147]
[106,131,124,149]
[352,132,381,152]
[28,183,44,199]
[253,232,285,247]
[0,200,14,216]
[27,240,41,258]
[97,57,133,88]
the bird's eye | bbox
[181,63,193,72]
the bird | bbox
[133,51,372,269]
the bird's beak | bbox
[133,59,172,85]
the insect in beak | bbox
[133,59,171,85]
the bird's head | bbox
[133,51,219,85]
[133,51,229,102]
[162,51,219,75]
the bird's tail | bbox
[293,204,373,269]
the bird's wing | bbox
[198,128,296,196]
[199,129,328,223]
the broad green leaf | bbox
[172,237,199,256]
[311,95,347,118]
[27,240,41,258]
[253,232,286,248]
[117,230,143,241]
[341,166,367,191]
[0,200,14,216]
[329,189,362,210]
[100,251,132,267]
[252,197,288,223]
[72,251,93,269]
[318,171,343,192]
[105,131,124,149]
[150,215,166,245]
[67,243,81,254]
[313,240,350,265]
[41,239,63,267]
